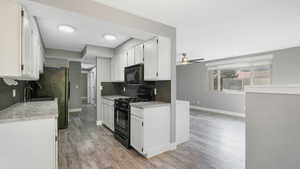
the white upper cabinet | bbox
[144,38,158,80]
[97,58,111,82]
[144,37,171,81]
[119,51,127,81]
[127,48,135,67]
[109,36,170,82]
[134,44,144,64]
[110,51,126,82]
[0,0,44,80]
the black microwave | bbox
[124,64,144,84]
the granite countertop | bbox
[102,95,129,101]
[0,99,58,124]
[130,101,170,109]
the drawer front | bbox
[131,107,143,118]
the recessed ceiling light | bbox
[103,34,117,41]
[58,25,75,33]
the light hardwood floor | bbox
[59,105,245,169]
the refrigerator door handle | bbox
[68,81,70,99]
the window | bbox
[207,55,273,93]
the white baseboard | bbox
[96,121,103,126]
[175,137,189,146]
[69,108,82,113]
[190,105,245,118]
[145,143,177,159]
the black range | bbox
[114,97,149,148]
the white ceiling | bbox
[22,1,155,52]
[92,0,300,61]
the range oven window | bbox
[115,108,129,132]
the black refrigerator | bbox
[32,67,69,129]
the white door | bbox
[130,115,144,154]
[134,44,144,64]
[127,48,135,66]
[144,39,158,80]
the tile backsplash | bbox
[0,78,25,110]
[101,80,171,102]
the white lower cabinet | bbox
[101,98,114,131]
[130,105,171,158]
[0,118,58,169]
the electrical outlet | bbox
[12,89,16,97]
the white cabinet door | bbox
[108,105,114,131]
[98,58,111,82]
[21,9,34,79]
[130,115,144,154]
[144,38,158,80]
[0,0,22,77]
[103,103,108,126]
[0,2,44,80]
[127,48,135,66]
[114,53,121,81]
[32,32,40,80]
[0,118,57,169]
[157,36,171,80]
[110,55,115,81]
[134,44,144,64]
[119,51,127,81]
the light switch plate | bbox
[12,89,16,97]
[154,88,157,96]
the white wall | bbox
[177,1,300,61]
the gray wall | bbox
[177,46,300,114]
[0,78,25,110]
[246,92,300,169]
[69,62,81,109]
[272,47,300,84]
[177,63,245,114]
[81,73,87,97]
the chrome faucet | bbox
[23,86,33,102]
